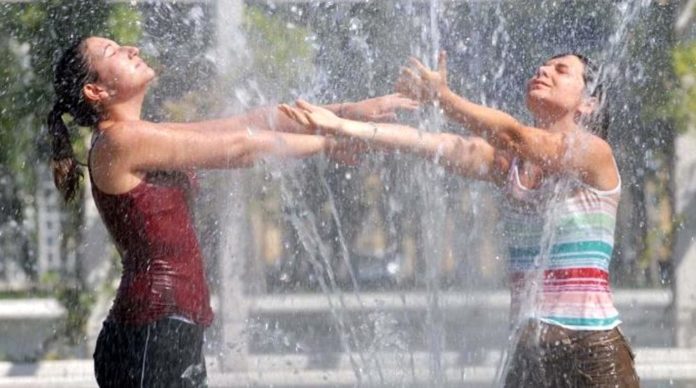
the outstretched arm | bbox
[95,120,335,174]
[396,52,617,190]
[279,101,508,182]
[397,52,558,163]
[161,94,419,134]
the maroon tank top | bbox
[90,170,213,327]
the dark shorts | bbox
[93,318,207,388]
[504,320,639,388]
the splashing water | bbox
[206,0,662,386]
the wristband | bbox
[368,122,378,140]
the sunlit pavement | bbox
[0,348,695,388]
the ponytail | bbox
[49,37,99,202]
[47,103,83,202]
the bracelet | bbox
[368,121,378,140]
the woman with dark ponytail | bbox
[48,36,417,387]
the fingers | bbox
[381,92,421,111]
[278,104,295,120]
[400,66,420,83]
[396,95,421,109]
[279,104,311,127]
[396,67,421,98]
[408,57,431,75]
[382,92,421,103]
[295,98,318,112]
[438,50,448,74]
[395,72,409,91]
[394,82,415,101]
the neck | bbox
[533,110,579,133]
[102,90,146,123]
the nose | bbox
[127,46,140,58]
[535,64,550,79]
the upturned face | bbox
[525,55,593,121]
[82,36,155,104]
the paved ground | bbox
[0,348,694,387]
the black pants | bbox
[93,318,207,388]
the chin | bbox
[527,87,548,99]
[145,67,156,81]
[525,92,543,108]
[526,96,555,116]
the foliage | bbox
[108,5,142,46]
[243,5,314,97]
[0,1,142,352]
[670,41,696,133]
[162,4,315,121]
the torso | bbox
[500,157,621,331]
[89,138,213,326]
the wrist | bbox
[338,102,357,119]
[436,86,458,113]
[436,84,452,102]
[335,117,353,135]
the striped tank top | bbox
[501,158,621,331]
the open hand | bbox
[279,99,345,135]
[345,93,420,122]
[396,50,449,103]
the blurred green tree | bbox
[0,0,141,358]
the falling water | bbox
[208,0,666,386]
[0,0,688,386]
[494,0,654,385]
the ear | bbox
[578,96,598,115]
[83,83,109,104]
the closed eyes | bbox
[103,44,117,57]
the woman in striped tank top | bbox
[281,51,639,386]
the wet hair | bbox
[48,38,100,202]
[550,53,609,140]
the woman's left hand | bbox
[396,51,449,104]
[279,99,346,135]
[342,93,420,122]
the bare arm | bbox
[345,121,505,181]
[397,52,618,190]
[280,101,508,182]
[97,120,331,174]
[161,94,419,134]
[161,105,312,134]
[437,87,565,166]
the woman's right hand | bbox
[396,50,449,104]
[279,99,346,135]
